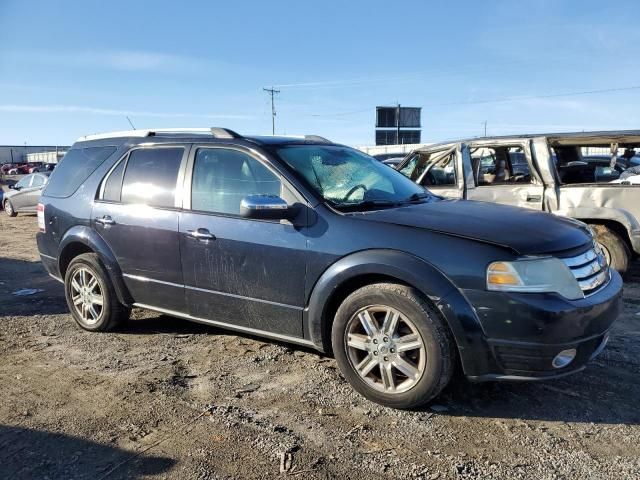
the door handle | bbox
[95,215,116,226]
[187,228,216,241]
[526,194,542,202]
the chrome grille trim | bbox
[578,269,610,292]
[562,249,596,268]
[560,246,610,296]
[570,256,607,279]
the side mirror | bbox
[240,194,290,220]
[9,184,16,190]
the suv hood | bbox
[350,199,591,255]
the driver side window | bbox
[419,151,457,187]
[191,148,281,215]
[470,146,531,185]
[400,151,457,187]
[15,176,32,189]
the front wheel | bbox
[4,200,17,217]
[64,253,130,331]
[591,224,631,275]
[332,283,456,409]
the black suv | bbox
[37,128,622,409]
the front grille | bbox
[559,245,610,296]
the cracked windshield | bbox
[277,145,429,207]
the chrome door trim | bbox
[123,273,304,310]
[133,302,315,348]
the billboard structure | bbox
[375,106,421,145]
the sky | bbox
[1,0,639,146]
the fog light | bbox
[552,348,577,369]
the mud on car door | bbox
[178,145,308,338]
[464,140,545,210]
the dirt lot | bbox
[1,212,639,480]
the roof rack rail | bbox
[76,127,243,142]
[304,135,332,143]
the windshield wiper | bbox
[402,192,432,203]
[334,199,401,211]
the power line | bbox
[424,85,640,108]
[263,87,280,135]
[305,84,640,117]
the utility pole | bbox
[263,87,280,135]
[396,103,401,144]
[483,120,487,137]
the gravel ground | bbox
[1,210,639,479]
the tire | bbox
[64,253,130,331]
[591,224,631,275]
[4,200,17,217]
[331,283,456,409]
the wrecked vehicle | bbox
[36,128,621,409]
[397,130,640,273]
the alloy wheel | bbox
[4,201,13,216]
[345,305,426,394]
[70,267,104,325]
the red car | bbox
[4,164,30,175]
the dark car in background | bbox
[3,172,50,217]
[36,128,621,409]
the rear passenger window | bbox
[44,146,116,198]
[121,148,183,208]
[191,148,281,215]
[102,157,126,202]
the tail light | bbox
[37,203,45,232]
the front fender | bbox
[304,249,487,373]
[58,226,133,305]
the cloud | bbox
[0,104,255,119]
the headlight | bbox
[487,257,583,300]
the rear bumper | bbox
[39,250,61,280]
[454,268,623,380]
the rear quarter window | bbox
[44,146,116,197]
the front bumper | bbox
[456,268,623,380]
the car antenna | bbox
[126,116,136,130]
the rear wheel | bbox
[591,224,630,275]
[64,253,130,331]
[332,283,456,409]
[4,200,17,217]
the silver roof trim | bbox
[76,127,236,142]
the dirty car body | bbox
[397,130,640,273]
[36,128,622,408]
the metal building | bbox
[0,145,70,164]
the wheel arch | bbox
[577,217,634,254]
[304,250,484,366]
[58,226,133,305]
[559,206,639,254]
